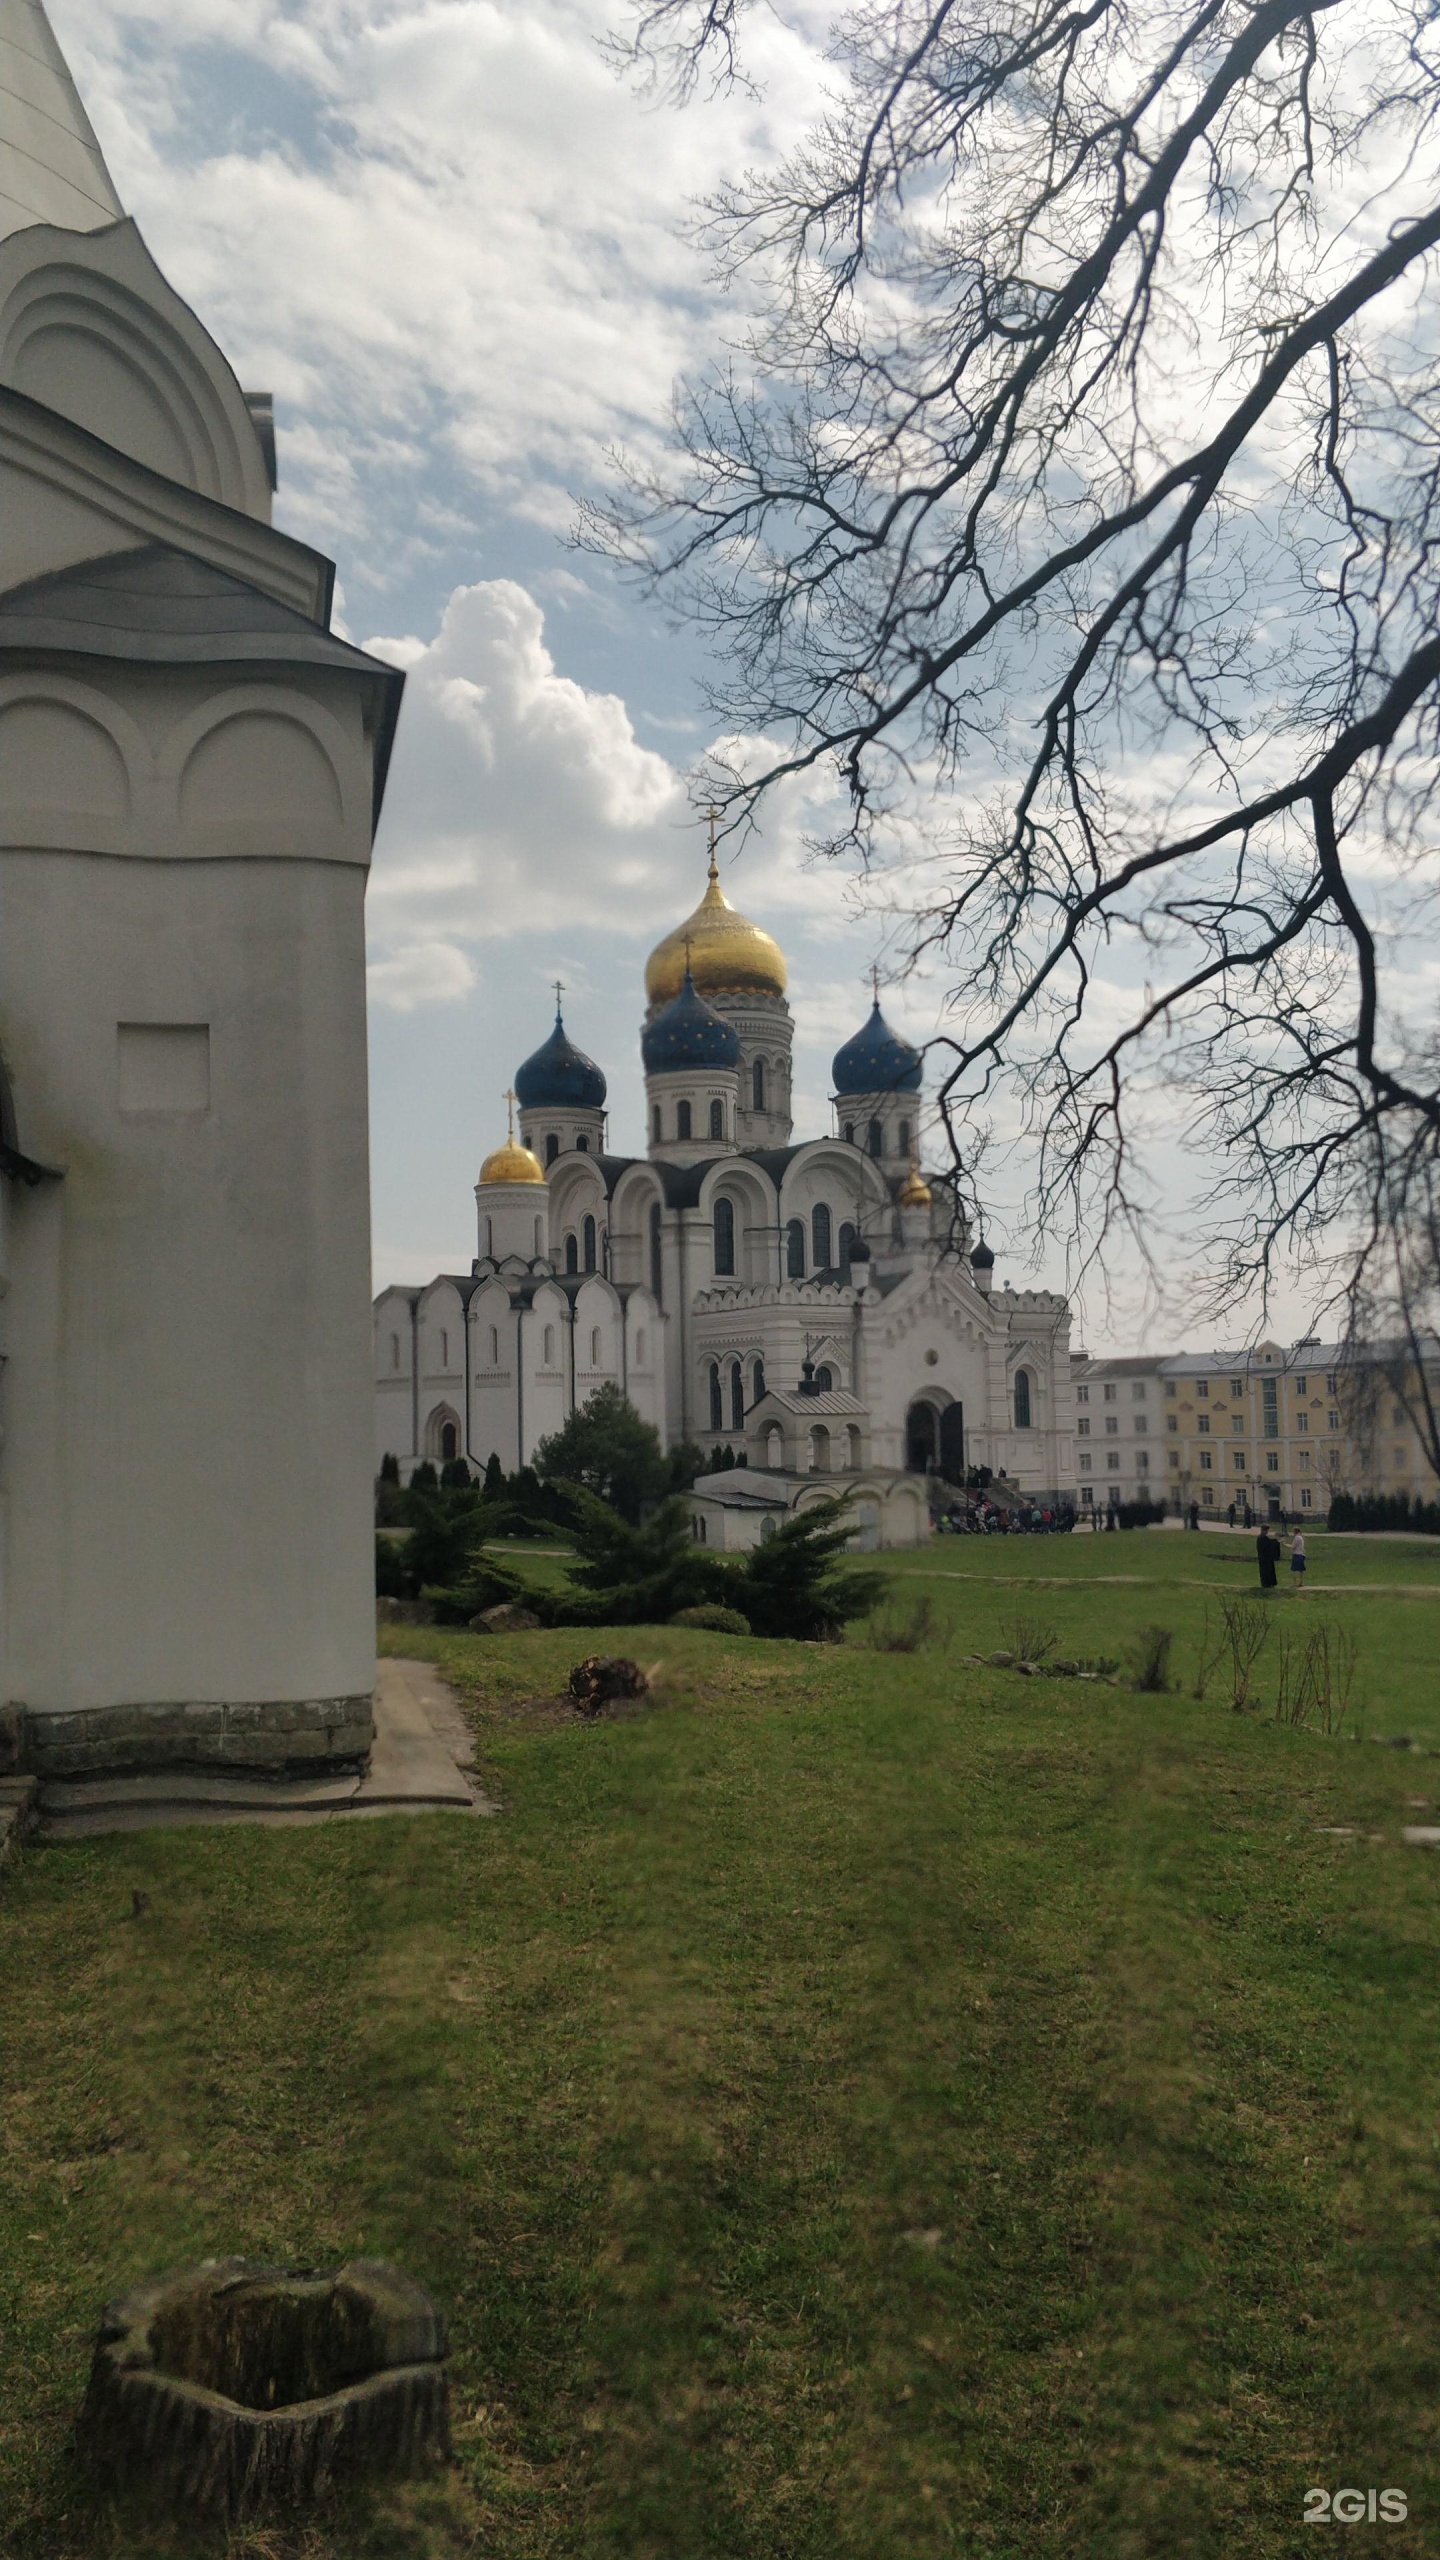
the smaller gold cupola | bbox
[479,1091,545,1187]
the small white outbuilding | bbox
[0,3,404,1780]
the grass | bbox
[2,1532,1439,2558]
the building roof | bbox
[645,852,787,1005]
[690,1470,790,1509]
[831,998,923,1097]
[752,1386,868,1419]
[515,1006,606,1113]
[640,964,742,1074]
[1,0,123,243]
[0,543,405,819]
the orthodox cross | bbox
[706,803,721,877]
[553,977,565,1016]
[502,1086,517,1140]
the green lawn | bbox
[2,1533,1439,2558]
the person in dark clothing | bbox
[1188,1501,1200,1532]
[1256,1529,1280,1590]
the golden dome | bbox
[899,1160,932,1208]
[645,855,787,1006]
[479,1090,546,1187]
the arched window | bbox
[649,1200,663,1302]
[441,1420,458,1463]
[677,1099,693,1141]
[591,1326,603,1365]
[810,1424,831,1473]
[390,1333,400,1371]
[847,1424,862,1470]
[868,1118,884,1157]
[898,1119,911,1158]
[635,1328,646,1365]
[440,1329,449,1366]
[565,1233,578,1275]
[533,1216,543,1254]
[843,1122,855,1146]
[815,1365,834,1392]
[730,1359,744,1430]
[765,1424,783,1469]
[753,1057,767,1113]
[709,1097,725,1141]
[838,1222,856,1268]
[812,1203,832,1268]
[576,1134,589,1152]
[483,1217,493,1256]
[546,1133,559,1164]
[543,1323,555,1364]
[652,1104,662,1144]
[708,1361,723,1432]
[488,1325,499,1364]
[583,1214,597,1273]
[1014,1367,1033,1429]
[714,1194,736,1275]
[786,1218,805,1279]
[752,1356,765,1404]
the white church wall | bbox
[0,837,375,1752]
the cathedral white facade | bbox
[375,855,1077,1546]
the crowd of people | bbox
[933,1500,1078,1535]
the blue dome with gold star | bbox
[514,1006,606,1111]
[642,965,742,1073]
[832,998,923,1096]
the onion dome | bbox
[899,1161,932,1208]
[645,855,787,1005]
[832,996,923,1097]
[969,1239,995,1271]
[846,1234,872,1264]
[479,1092,545,1186]
[514,1005,606,1112]
[641,963,742,1074]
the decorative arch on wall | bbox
[1014,1367,1033,1429]
[714,1194,736,1275]
[785,1219,805,1280]
[582,1214,597,1273]
[424,1403,462,1464]
[0,673,150,851]
[708,1361,723,1433]
[0,224,273,517]
[812,1203,832,1268]
[730,1359,745,1431]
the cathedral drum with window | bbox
[374,849,1076,1544]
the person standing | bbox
[1290,1529,1307,1594]
[1256,1527,1279,1591]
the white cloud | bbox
[51,0,835,566]
[366,938,477,1012]
[362,575,867,986]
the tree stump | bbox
[80,2257,449,2525]
[567,1656,648,1716]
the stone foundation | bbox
[15,1696,374,1782]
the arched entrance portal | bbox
[940,1402,964,1482]
[906,1402,938,1472]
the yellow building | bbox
[1072,1339,1439,1519]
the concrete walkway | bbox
[35,1660,494,1839]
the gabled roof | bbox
[751,1386,867,1419]
[0,542,406,820]
[1,0,123,243]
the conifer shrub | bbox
[670,1603,752,1635]
[736,1495,886,1641]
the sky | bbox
[47,0,1334,1350]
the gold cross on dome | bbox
[503,1086,517,1139]
[706,804,721,880]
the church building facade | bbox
[0,3,401,1779]
[375,854,1077,1544]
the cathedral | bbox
[375,850,1077,1546]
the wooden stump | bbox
[567,1656,648,1716]
[80,2257,450,2525]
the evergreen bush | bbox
[670,1603,752,1634]
[736,1496,886,1641]
[555,1491,734,1624]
